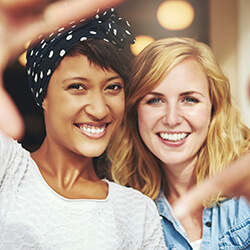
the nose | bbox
[162,102,182,127]
[84,93,109,120]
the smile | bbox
[81,124,106,134]
[159,132,189,142]
[75,123,109,138]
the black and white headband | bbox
[26,8,135,106]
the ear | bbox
[42,98,47,111]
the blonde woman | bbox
[108,37,250,249]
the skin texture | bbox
[0,0,123,140]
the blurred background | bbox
[4,0,250,151]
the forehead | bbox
[153,58,208,91]
[56,55,118,75]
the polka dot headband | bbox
[26,8,135,107]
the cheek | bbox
[48,100,69,117]
[111,95,125,122]
[44,97,74,129]
[192,106,211,133]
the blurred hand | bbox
[173,152,250,219]
[0,0,123,140]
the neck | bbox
[162,158,197,205]
[31,136,99,189]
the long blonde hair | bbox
[108,37,250,204]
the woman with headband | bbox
[0,1,166,248]
[0,0,123,140]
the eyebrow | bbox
[180,91,205,98]
[62,75,123,83]
[146,91,165,97]
[180,91,201,96]
[147,91,203,97]
[62,77,87,83]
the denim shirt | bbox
[156,191,250,250]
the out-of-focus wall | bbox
[238,0,250,128]
[210,0,250,128]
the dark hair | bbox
[65,38,131,85]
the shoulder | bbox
[0,129,26,156]
[107,180,159,214]
[108,181,154,203]
[106,181,166,248]
[213,198,250,249]
[213,197,250,220]
[212,197,250,230]
[218,197,249,211]
[0,129,12,148]
[0,129,30,185]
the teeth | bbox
[159,132,188,142]
[78,124,105,134]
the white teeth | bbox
[79,125,105,134]
[159,132,188,142]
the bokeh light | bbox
[157,0,195,30]
[130,35,155,56]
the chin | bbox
[78,148,106,158]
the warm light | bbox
[130,35,155,56]
[157,0,195,30]
[18,41,30,67]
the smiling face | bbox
[137,58,212,170]
[42,54,125,158]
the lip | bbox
[157,131,190,147]
[74,122,110,139]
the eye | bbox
[106,84,123,91]
[67,84,85,90]
[146,98,163,105]
[183,96,199,104]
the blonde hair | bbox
[108,37,250,204]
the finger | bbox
[172,178,216,219]
[5,0,124,62]
[173,153,250,218]
[0,0,50,10]
[0,86,24,140]
[221,153,250,199]
[43,0,124,31]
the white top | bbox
[190,239,202,250]
[0,131,166,249]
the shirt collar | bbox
[156,189,176,221]
[155,189,188,235]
